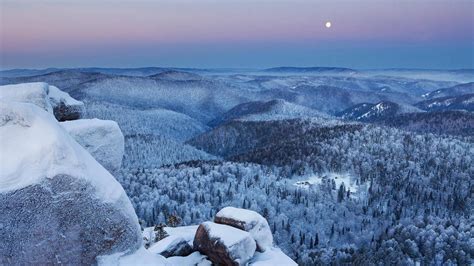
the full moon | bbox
[325,21,332,28]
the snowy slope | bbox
[337,101,423,122]
[415,94,474,112]
[421,82,474,99]
[209,99,330,126]
[149,70,202,81]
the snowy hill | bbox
[377,111,474,136]
[0,70,111,92]
[263,66,357,75]
[364,69,474,83]
[149,70,203,81]
[188,118,348,158]
[209,99,330,126]
[337,101,423,122]
[415,93,474,112]
[85,101,216,167]
[421,82,474,99]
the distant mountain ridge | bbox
[421,82,474,99]
[148,70,203,81]
[415,93,474,112]
[208,99,329,127]
[377,111,473,136]
[337,101,422,122]
[263,66,357,74]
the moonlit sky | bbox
[1,0,473,69]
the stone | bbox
[215,207,273,252]
[193,222,256,266]
[61,118,124,173]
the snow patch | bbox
[250,247,298,266]
[148,235,186,254]
[294,173,359,193]
[167,252,211,266]
[98,247,169,266]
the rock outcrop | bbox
[144,208,296,265]
[61,118,124,173]
[0,82,85,121]
[215,207,273,252]
[0,102,141,264]
[193,221,256,265]
[148,235,193,258]
[47,84,85,121]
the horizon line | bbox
[1,66,474,72]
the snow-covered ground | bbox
[294,172,360,193]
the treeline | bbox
[118,122,472,264]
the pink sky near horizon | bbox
[1,0,473,68]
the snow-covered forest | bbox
[1,68,473,264]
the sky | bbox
[0,0,473,69]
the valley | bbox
[1,67,473,264]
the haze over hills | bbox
[1,67,473,265]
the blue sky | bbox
[1,0,473,69]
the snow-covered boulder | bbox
[167,251,211,266]
[193,221,256,266]
[0,82,85,121]
[0,82,53,113]
[98,247,169,266]
[215,207,273,252]
[148,235,193,258]
[61,118,124,173]
[48,85,85,121]
[249,247,297,266]
[164,225,199,246]
[0,102,141,264]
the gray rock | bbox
[193,222,256,266]
[0,175,142,265]
[215,207,273,252]
[148,235,193,258]
[0,101,141,264]
[47,85,85,121]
